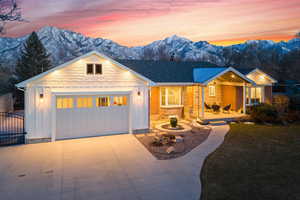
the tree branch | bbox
[0,0,23,33]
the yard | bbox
[200,123,300,200]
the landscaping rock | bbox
[243,122,255,125]
[166,146,175,154]
[175,136,184,143]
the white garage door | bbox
[56,94,129,139]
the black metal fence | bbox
[0,112,26,146]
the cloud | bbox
[4,0,300,46]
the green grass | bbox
[200,123,300,200]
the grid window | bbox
[95,64,102,74]
[96,97,110,107]
[77,97,93,108]
[113,96,127,106]
[208,85,216,97]
[160,87,182,106]
[57,98,73,109]
[86,64,94,75]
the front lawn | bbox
[201,124,300,200]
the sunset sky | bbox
[5,0,300,46]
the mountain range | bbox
[0,26,299,80]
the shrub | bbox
[273,94,289,113]
[279,111,300,123]
[170,117,178,128]
[249,103,278,123]
[289,94,300,111]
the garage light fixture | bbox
[40,93,44,102]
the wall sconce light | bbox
[137,91,141,96]
[231,74,235,78]
[40,93,44,102]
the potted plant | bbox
[170,117,178,128]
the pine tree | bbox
[14,31,51,82]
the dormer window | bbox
[95,64,102,74]
[86,64,94,74]
[86,64,102,75]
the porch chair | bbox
[223,104,231,114]
[211,104,220,113]
[204,103,212,112]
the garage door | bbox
[56,95,129,139]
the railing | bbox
[0,112,26,146]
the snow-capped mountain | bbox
[0,26,299,68]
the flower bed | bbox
[134,124,211,160]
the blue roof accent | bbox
[193,67,227,83]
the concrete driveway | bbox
[0,125,229,200]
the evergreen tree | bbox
[14,31,51,82]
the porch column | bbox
[201,86,205,118]
[243,83,246,114]
[248,87,251,105]
[261,86,265,103]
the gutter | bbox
[155,82,204,86]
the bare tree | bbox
[296,32,300,38]
[0,0,22,33]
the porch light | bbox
[39,93,44,102]
[231,74,235,78]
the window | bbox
[86,64,94,75]
[57,98,73,109]
[86,64,102,75]
[95,64,102,74]
[77,97,93,108]
[96,97,110,107]
[246,87,262,105]
[160,87,182,107]
[208,85,216,97]
[113,96,127,106]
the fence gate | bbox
[0,112,26,146]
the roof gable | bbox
[246,68,277,85]
[193,67,255,85]
[16,51,154,88]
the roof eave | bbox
[201,67,256,86]
[247,68,277,83]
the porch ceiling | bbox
[216,71,246,83]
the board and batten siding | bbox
[25,53,150,139]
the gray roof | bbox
[117,60,256,83]
[117,60,221,83]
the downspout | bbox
[198,85,200,119]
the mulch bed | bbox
[134,127,211,160]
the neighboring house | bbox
[16,51,277,141]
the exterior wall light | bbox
[40,93,44,102]
[231,74,235,78]
[137,91,141,96]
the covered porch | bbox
[195,67,253,120]
[150,67,254,122]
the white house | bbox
[16,51,277,141]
